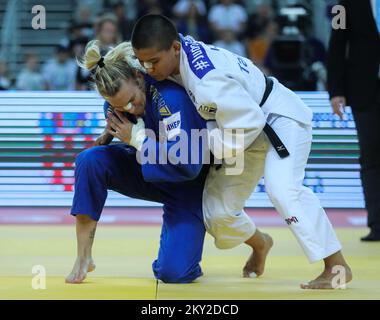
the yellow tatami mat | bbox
[1,226,379,300]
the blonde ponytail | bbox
[78,40,145,98]
[79,40,103,71]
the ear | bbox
[173,41,181,56]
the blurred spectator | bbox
[208,0,247,39]
[60,5,94,51]
[68,24,90,44]
[70,37,89,60]
[0,60,11,90]
[104,0,139,21]
[72,37,92,90]
[73,42,93,90]
[173,0,207,18]
[242,0,273,15]
[60,24,90,57]
[76,0,104,16]
[76,13,122,90]
[94,13,122,47]
[112,1,135,40]
[213,28,246,56]
[73,5,95,39]
[42,45,77,91]
[138,0,171,17]
[246,21,277,71]
[175,1,210,43]
[246,3,274,39]
[16,53,46,91]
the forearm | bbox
[94,127,114,146]
[101,131,114,145]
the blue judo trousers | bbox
[71,76,209,283]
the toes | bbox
[243,266,259,278]
[65,273,78,284]
[67,270,87,284]
[300,282,310,289]
[73,276,85,284]
[300,281,333,290]
[76,271,87,283]
[300,282,320,290]
[242,270,250,278]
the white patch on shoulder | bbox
[163,112,181,140]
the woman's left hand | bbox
[106,110,134,144]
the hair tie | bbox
[97,57,105,68]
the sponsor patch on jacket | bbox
[180,34,215,79]
[198,104,217,114]
[163,112,181,140]
[150,85,172,116]
[159,105,171,117]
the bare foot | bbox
[65,257,96,284]
[243,233,273,278]
[300,265,353,289]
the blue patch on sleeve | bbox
[180,34,215,80]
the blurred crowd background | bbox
[0,0,339,92]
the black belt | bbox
[259,76,290,158]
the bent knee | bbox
[75,214,96,223]
[205,211,239,226]
[205,214,255,249]
[153,262,200,284]
[204,210,246,234]
[75,146,110,168]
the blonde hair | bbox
[78,40,145,98]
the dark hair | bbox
[56,44,70,54]
[131,14,179,51]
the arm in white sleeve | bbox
[196,73,266,159]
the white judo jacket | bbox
[171,34,313,159]
[166,36,342,259]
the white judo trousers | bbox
[175,34,342,263]
[265,114,341,263]
[203,112,342,263]
[202,76,342,262]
